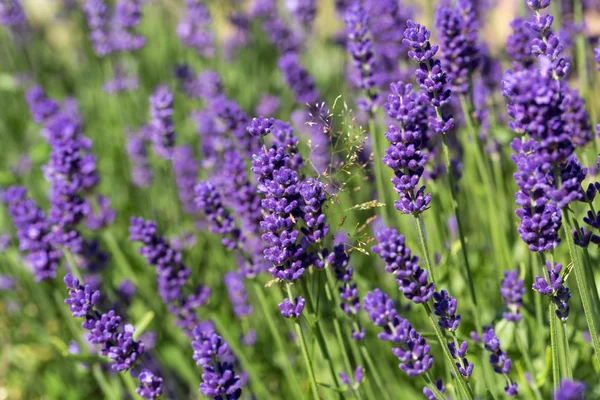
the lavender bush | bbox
[2,0,600,399]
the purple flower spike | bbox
[247,116,275,137]
[149,85,175,159]
[554,379,586,400]
[403,20,439,62]
[177,0,215,57]
[136,369,164,399]
[423,379,445,400]
[364,289,433,376]
[344,1,378,111]
[482,326,517,395]
[64,274,101,317]
[278,53,320,105]
[372,227,434,304]
[403,20,454,134]
[433,290,461,331]
[500,270,525,322]
[435,0,480,94]
[532,261,563,295]
[279,297,305,319]
[192,325,232,366]
[200,362,242,399]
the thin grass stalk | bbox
[561,322,573,379]
[251,281,302,399]
[423,303,474,400]
[301,278,344,399]
[414,214,436,284]
[286,283,321,400]
[458,95,511,273]
[440,133,481,334]
[369,116,391,224]
[562,211,600,369]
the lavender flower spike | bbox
[554,379,586,400]
[482,326,518,396]
[403,20,454,134]
[372,226,434,303]
[149,85,176,159]
[500,270,525,322]
[344,1,378,111]
[363,289,434,376]
[279,297,305,319]
[532,261,563,295]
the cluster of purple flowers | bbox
[278,53,320,106]
[2,187,62,281]
[554,379,586,399]
[149,85,176,159]
[372,226,434,303]
[433,290,474,377]
[480,327,518,396]
[172,146,200,215]
[279,296,306,318]
[500,270,525,322]
[256,2,300,54]
[0,0,26,28]
[364,289,434,376]
[129,217,210,334]
[532,261,571,321]
[344,1,378,111]
[175,65,223,101]
[83,0,145,57]
[63,274,163,398]
[435,0,480,94]
[383,81,432,215]
[403,20,454,134]
[325,239,364,340]
[177,0,214,57]
[191,322,242,399]
[506,17,536,70]
[195,181,242,250]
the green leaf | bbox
[133,311,155,340]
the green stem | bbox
[459,96,511,273]
[423,373,446,400]
[423,303,474,399]
[359,344,395,400]
[562,211,600,370]
[62,249,83,282]
[561,323,573,379]
[286,283,321,400]
[440,134,481,334]
[301,279,344,399]
[572,217,600,313]
[369,116,391,224]
[414,214,436,284]
[574,0,589,102]
[252,281,302,399]
[549,299,560,388]
[515,328,543,400]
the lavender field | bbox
[1,0,600,399]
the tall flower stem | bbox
[562,210,600,369]
[515,328,544,400]
[414,214,436,284]
[423,303,474,399]
[561,322,573,379]
[459,95,511,273]
[539,253,560,388]
[574,0,589,102]
[440,132,481,334]
[286,283,321,400]
[369,116,392,224]
[252,281,303,400]
[300,279,344,399]
[323,268,384,400]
